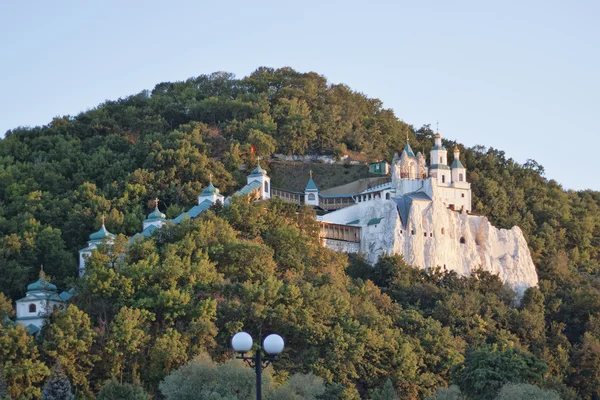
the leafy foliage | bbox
[41,366,74,400]
[96,380,149,400]
[0,67,599,398]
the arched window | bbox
[308,193,315,201]
[264,181,269,193]
[385,193,391,200]
[29,304,36,313]
[440,157,443,163]
[460,237,466,244]
[441,175,446,183]
[441,227,445,235]
[459,173,463,182]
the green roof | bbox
[89,224,115,241]
[146,207,166,221]
[202,182,219,195]
[236,180,262,196]
[367,217,384,226]
[451,158,465,169]
[249,165,267,176]
[305,177,318,191]
[432,145,446,150]
[27,277,57,292]
[403,141,416,158]
[429,164,450,170]
[346,220,360,225]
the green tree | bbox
[106,306,154,383]
[452,346,548,400]
[267,373,326,400]
[42,366,74,400]
[494,383,559,400]
[569,332,600,399]
[97,380,149,400]
[0,323,50,399]
[370,379,398,400]
[425,385,465,400]
[159,356,259,400]
[0,369,8,400]
[41,305,96,395]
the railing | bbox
[319,222,361,242]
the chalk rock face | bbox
[324,197,539,295]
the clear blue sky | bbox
[1,1,598,190]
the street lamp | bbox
[231,331,285,400]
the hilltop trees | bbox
[0,67,599,397]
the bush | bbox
[266,373,326,400]
[97,380,149,400]
[160,355,259,400]
[494,383,560,400]
[425,385,466,400]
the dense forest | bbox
[0,67,599,399]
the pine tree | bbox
[42,366,74,400]
[371,379,398,400]
[0,369,8,400]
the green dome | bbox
[89,224,115,241]
[249,165,267,176]
[146,207,166,221]
[27,277,57,292]
[202,182,219,195]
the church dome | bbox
[249,165,267,176]
[89,224,115,241]
[146,207,166,221]
[27,277,57,292]
[202,182,220,195]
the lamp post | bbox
[231,331,284,400]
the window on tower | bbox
[29,304,36,313]
[440,157,443,163]
[442,175,446,183]
[459,173,464,181]
[308,193,315,201]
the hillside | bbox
[1,67,600,399]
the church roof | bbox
[403,141,416,158]
[305,177,318,191]
[201,182,219,195]
[171,199,214,224]
[429,164,451,170]
[235,180,262,196]
[146,207,166,221]
[451,158,465,169]
[27,277,57,292]
[249,165,267,176]
[392,192,432,229]
[130,224,159,244]
[89,224,115,241]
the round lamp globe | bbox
[263,334,285,355]
[232,332,253,353]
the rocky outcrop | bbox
[323,197,538,295]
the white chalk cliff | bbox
[330,197,539,295]
[318,134,539,295]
